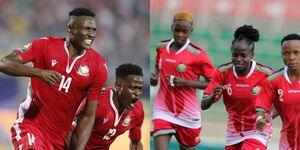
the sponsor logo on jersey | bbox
[77,65,89,76]
[51,59,57,67]
[288,90,300,93]
[21,43,32,52]
[103,118,109,124]
[177,63,186,72]
[165,58,176,63]
[251,85,261,95]
[122,116,131,126]
[236,84,249,87]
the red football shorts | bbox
[151,119,201,148]
[225,138,267,150]
[11,127,55,150]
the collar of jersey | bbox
[233,60,256,79]
[64,41,86,74]
[109,89,127,127]
[283,66,293,84]
[166,39,190,55]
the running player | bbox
[151,11,215,150]
[68,63,144,150]
[202,25,274,150]
[256,33,300,150]
[0,8,107,150]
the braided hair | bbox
[232,25,259,52]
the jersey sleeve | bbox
[13,38,47,63]
[256,80,274,112]
[203,69,223,102]
[129,102,144,141]
[195,51,215,80]
[86,60,108,101]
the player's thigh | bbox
[175,125,201,148]
[12,131,51,150]
[241,138,266,150]
[152,119,175,150]
[154,134,172,150]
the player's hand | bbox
[150,73,159,86]
[39,70,62,85]
[256,112,269,131]
[212,85,225,100]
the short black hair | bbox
[116,63,143,80]
[281,33,300,45]
[69,7,95,17]
[232,25,259,52]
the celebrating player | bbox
[0,8,107,150]
[256,33,300,150]
[202,25,274,150]
[150,11,215,150]
[67,63,144,150]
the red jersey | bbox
[152,39,215,128]
[204,61,273,146]
[75,88,144,150]
[257,66,300,149]
[11,36,107,148]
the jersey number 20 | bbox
[103,128,117,140]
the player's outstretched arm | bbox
[0,52,62,85]
[130,140,143,150]
[74,100,98,150]
[201,85,224,110]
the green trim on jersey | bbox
[187,46,200,55]
[153,132,175,138]
[156,40,170,49]
[219,64,233,72]
[255,66,273,75]
[268,71,283,81]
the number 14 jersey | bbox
[11,36,107,148]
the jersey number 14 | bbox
[58,75,72,93]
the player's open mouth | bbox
[84,39,92,45]
[235,64,244,68]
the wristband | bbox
[256,116,263,123]
[169,75,175,86]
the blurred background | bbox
[150,0,300,149]
[0,0,149,149]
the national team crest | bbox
[77,65,89,76]
[122,116,131,126]
[177,63,186,72]
[251,85,261,95]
